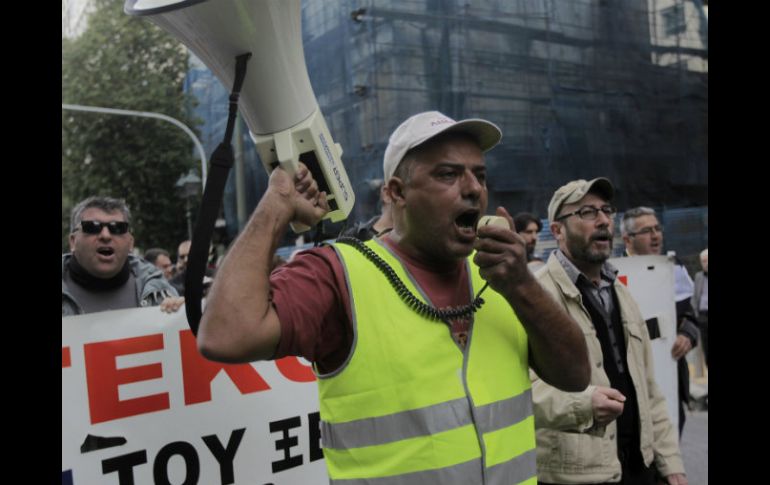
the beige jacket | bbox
[531,252,685,483]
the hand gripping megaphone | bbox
[125,0,355,224]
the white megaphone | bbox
[125,0,355,228]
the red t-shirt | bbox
[270,235,473,374]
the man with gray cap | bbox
[198,110,590,484]
[531,178,686,485]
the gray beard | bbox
[566,233,612,265]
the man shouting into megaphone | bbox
[198,111,590,484]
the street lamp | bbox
[176,170,202,241]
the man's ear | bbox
[622,234,632,250]
[550,221,563,242]
[69,233,76,252]
[387,178,406,206]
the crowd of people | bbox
[62,110,707,485]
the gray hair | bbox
[621,206,656,236]
[70,196,131,233]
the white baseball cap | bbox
[382,111,502,181]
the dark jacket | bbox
[62,254,177,316]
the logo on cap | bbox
[431,118,452,126]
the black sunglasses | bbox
[78,220,130,235]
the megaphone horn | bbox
[125,0,355,224]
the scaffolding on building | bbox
[186,0,707,254]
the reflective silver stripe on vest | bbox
[321,397,472,449]
[487,449,538,485]
[475,389,533,434]
[329,458,482,485]
[322,390,533,450]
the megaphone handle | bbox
[274,131,310,233]
[274,130,299,173]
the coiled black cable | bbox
[336,236,488,321]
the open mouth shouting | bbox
[455,209,481,241]
[96,246,116,261]
[590,231,612,249]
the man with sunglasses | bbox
[531,179,686,485]
[62,196,180,316]
[621,207,699,437]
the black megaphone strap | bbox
[185,53,252,335]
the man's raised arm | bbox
[197,164,328,363]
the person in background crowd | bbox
[169,239,193,294]
[169,240,191,294]
[513,211,545,270]
[63,196,183,315]
[169,239,217,295]
[621,206,699,436]
[339,180,394,241]
[532,179,686,485]
[144,247,175,280]
[691,248,708,367]
[513,212,542,261]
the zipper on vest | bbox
[462,307,488,483]
[374,243,487,481]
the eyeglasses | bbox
[556,205,617,221]
[628,225,663,237]
[77,220,130,235]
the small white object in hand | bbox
[477,215,511,231]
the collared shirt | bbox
[555,249,618,314]
[555,249,626,373]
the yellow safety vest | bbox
[318,239,536,485]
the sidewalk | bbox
[682,343,707,484]
[681,408,708,485]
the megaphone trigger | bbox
[273,130,299,175]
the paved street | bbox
[681,409,708,485]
